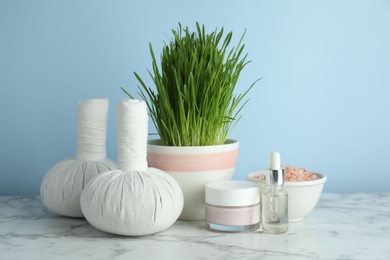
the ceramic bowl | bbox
[247,171,327,222]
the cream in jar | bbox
[205,180,260,232]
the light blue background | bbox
[1,0,389,195]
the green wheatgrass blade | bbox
[123,23,259,146]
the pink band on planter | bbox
[148,149,238,172]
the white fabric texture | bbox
[80,168,183,236]
[40,99,117,217]
[80,99,183,236]
[77,99,109,161]
[117,99,148,171]
[40,158,117,217]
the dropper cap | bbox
[267,152,285,186]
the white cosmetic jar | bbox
[205,181,260,232]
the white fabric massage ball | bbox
[40,99,117,217]
[80,167,183,236]
[80,99,183,236]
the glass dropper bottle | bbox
[261,152,288,234]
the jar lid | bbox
[205,181,260,207]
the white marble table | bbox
[0,193,389,260]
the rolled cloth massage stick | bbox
[40,99,117,217]
[80,99,183,236]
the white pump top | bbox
[268,152,284,186]
[270,152,281,171]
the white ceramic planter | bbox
[147,139,239,220]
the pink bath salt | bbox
[251,174,266,181]
[285,165,319,182]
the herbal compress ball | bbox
[40,99,117,217]
[80,100,183,236]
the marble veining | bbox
[0,193,389,260]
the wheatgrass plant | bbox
[122,23,259,146]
